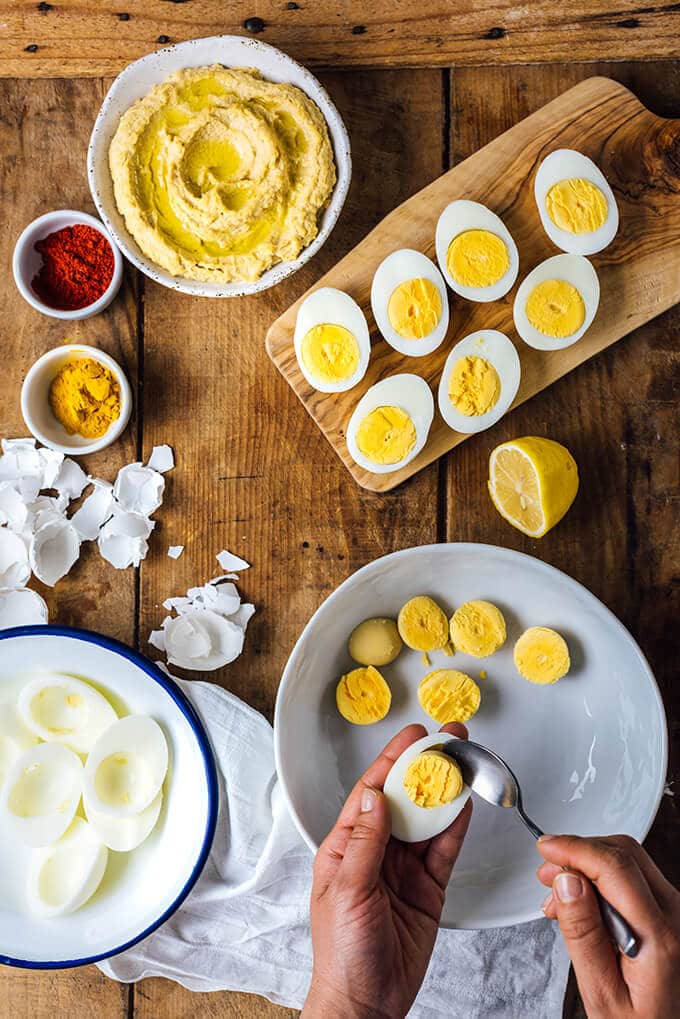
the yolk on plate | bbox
[404,749,463,808]
[545,178,608,235]
[356,405,416,465]
[94,752,154,810]
[448,355,501,416]
[525,279,585,338]
[336,665,392,724]
[300,323,360,384]
[348,617,402,666]
[450,600,506,657]
[398,596,449,652]
[446,230,510,289]
[387,277,442,340]
[418,669,481,723]
[514,626,570,684]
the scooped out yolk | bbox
[336,665,392,724]
[448,355,500,416]
[398,596,449,652]
[418,669,481,723]
[349,617,402,666]
[546,178,608,235]
[356,405,416,465]
[526,279,585,338]
[404,750,463,808]
[387,277,442,340]
[300,323,360,384]
[446,230,510,289]
[450,600,506,657]
[514,626,570,684]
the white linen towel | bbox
[98,679,570,1017]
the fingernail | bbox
[361,788,376,813]
[554,872,584,902]
[541,893,553,913]
[537,834,556,843]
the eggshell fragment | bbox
[53,458,88,502]
[18,674,118,754]
[167,545,184,559]
[29,518,80,587]
[27,817,108,917]
[147,445,175,474]
[113,463,165,516]
[97,509,154,569]
[85,789,163,852]
[70,481,114,541]
[0,482,30,532]
[0,528,31,588]
[1,742,83,847]
[0,587,49,629]
[216,549,250,572]
[84,715,168,819]
[164,609,246,671]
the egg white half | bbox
[346,374,434,475]
[438,330,521,434]
[513,253,600,351]
[1,742,83,847]
[85,789,163,852]
[370,249,450,357]
[534,149,619,256]
[27,817,108,917]
[83,715,168,819]
[435,200,519,303]
[293,287,371,393]
[0,703,38,789]
[383,732,471,843]
[18,674,118,755]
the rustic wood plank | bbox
[134,980,299,1018]
[2,1,680,77]
[447,61,680,1019]
[0,76,137,1018]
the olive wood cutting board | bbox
[266,76,680,492]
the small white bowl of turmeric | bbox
[21,344,132,454]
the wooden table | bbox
[0,3,678,1017]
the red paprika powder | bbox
[31,224,115,310]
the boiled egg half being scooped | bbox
[513,254,600,351]
[18,674,118,755]
[535,149,619,256]
[0,742,83,847]
[435,200,519,303]
[293,287,370,393]
[438,330,520,434]
[84,715,168,819]
[384,733,471,842]
[370,249,449,357]
[27,817,108,917]
[346,374,434,475]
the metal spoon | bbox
[441,738,639,958]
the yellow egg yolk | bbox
[418,669,481,723]
[349,617,402,666]
[525,279,585,338]
[398,596,449,652]
[356,405,416,465]
[387,277,442,340]
[336,665,392,724]
[545,178,608,234]
[404,750,463,808]
[448,355,501,416]
[450,600,506,657]
[514,627,570,684]
[301,323,360,384]
[446,230,510,289]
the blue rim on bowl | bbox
[0,624,219,970]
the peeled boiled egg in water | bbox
[27,817,108,917]
[294,287,370,393]
[1,742,82,847]
[438,330,520,434]
[0,703,38,788]
[18,674,118,755]
[370,249,449,356]
[84,715,168,819]
[384,733,470,843]
[85,789,163,852]
[513,254,600,350]
[535,149,618,256]
[435,200,519,303]
[346,374,434,475]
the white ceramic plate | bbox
[274,543,667,929]
[87,35,351,298]
[0,627,217,968]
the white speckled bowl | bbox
[275,543,668,930]
[87,35,351,298]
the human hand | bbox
[302,723,472,1019]
[538,834,680,1019]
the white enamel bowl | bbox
[87,35,351,298]
[0,627,218,968]
[275,543,667,929]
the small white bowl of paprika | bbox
[21,344,133,455]
[13,210,123,320]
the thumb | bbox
[338,786,391,898]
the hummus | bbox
[109,65,336,283]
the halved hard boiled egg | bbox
[1,742,82,847]
[346,374,434,475]
[0,703,38,789]
[27,817,108,917]
[535,149,618,256]
[438,330,520,434]
[18,674,118,755]
[513,254,600,351]
[370,249,449,356]
[294,287,370,393]
[84,715,168,819]
[435,200,519,303]
[85,789,163,852]
[383,733,470,843]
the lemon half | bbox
[488,436,578,538]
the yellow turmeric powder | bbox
[49,357,121,439]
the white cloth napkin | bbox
[98,679,570,1016]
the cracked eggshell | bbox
[113,463,165,516]
[164,609,246,671]
[435,200,519,303]
[534,149,619,256]
[438,330,521,435]
[29,518,80,586]
[0,528,31,588]
[346,374,434,475]
[27,817,108,917]
[147,445,174,474]
[167,545,184,559]
[53,457,89,501]
[18,674,118,754]
[0,482,30,532]
[0,742,83,847]
[97,509,153,568]
[84,715,168,819]
[85,789,163,852]
[216,550,250,572]
[293,287,370,394]
[0,587,49,630]
[0,703,39,789]
[370,249,449,357]
[70,481,114,540]
[513,254,600,351]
